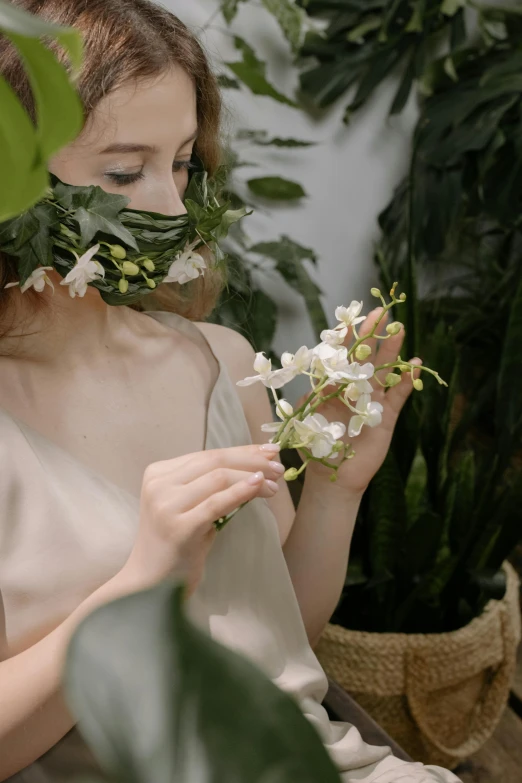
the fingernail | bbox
[269,461,285,475]
[260,443,281,453]
[266,479,279,493]
[248,471,264,485]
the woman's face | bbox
[49,67,198,217]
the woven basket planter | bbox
[315,561,521,770]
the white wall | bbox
[165,0,418,377]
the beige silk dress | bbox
[0,310,462,783]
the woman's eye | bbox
[104,169,145,187]
[173,159,195,174]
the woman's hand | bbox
[301,307,420,495]
[120,444,284,598]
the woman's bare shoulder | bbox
[194,322,256,385]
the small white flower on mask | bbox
[163,239,207,285]
[4,266,55,294]
[60,244,104,298]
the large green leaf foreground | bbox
[0,0,83,220]
[64,582,342,783]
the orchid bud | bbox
[122,261,140,276]
[118,278,129,294]
[284,467,299,481]
[143,258,155,272]
[110,245,127,260]
[400,364,411,373]
[146,278,156,289]
[370,287,381,297]
[386,321,403,336]
[355,344,372,360]
[385,372,401,387]
[399,292,407,301]
[413,378,424,391]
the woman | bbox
[0,1,461,781]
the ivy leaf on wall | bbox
[225,36,298,107]
[247,176,306,199]
[249,235,328,338]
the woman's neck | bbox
[0,269,135,369]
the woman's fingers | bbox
[373,325,406,386]
[182,472,270,529]
[150,444,283,486]
[175,467,280,512]
[384,357,422,419]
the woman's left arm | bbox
[198,311,419,648]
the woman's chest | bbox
[0,344,214,498]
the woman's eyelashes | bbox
[103,159,195,187]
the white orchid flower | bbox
[281,346,313,379]
[312,343,350,381]
[293,413,346,459]
[348,394,384,438]
[4,266,55,294]
[320,325,348,347]
[163,239,206,285]
[237,353,295,390]
[60,244,105,298]
[261,399,294,434]
[335,301,365,328]
[344,379,374,401]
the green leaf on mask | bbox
[68,187,138,249]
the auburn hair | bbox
[0,0,224,347]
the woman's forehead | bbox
[82,69,198,153]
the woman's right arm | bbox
[0,443,283,780]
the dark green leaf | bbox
[247,177,306,200]
[70,188,138,249]
[65,583,342,783]
[217,74,241,89]
[225,37,298,107]
[221,0,245,24]
[495,269,522,461]
[367,450,407,584]
[404,448,427,528]
[249,235,328,338]
[248,288,278,352]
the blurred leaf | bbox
[247,176,306,200]
[261,0,304,53]
[404,448,427,528]
[217,74,241,89]
[401,511,445,580]
[441,0,465,16]
[496,270,522,463]
[8,32,83,160]
[367,450,407,589]
[250,235,328,338]
[226,36,298,107]
[0,0,82,73]
[248,288,278,352]
[65,583,342,783]
[221,0,246,24]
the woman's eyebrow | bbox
[99,130,198,155]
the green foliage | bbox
[298,0,469,120]
[0,0,83,219]
[65,582,342,783]
[333,8,522,634]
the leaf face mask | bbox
[0,155,248,305]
